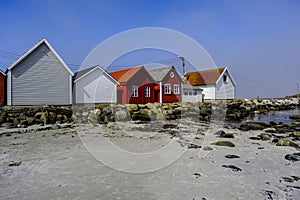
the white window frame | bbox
[164,84,171,94]
[132,85,138,97]
[145,86,150,97]
[174,84,180,95]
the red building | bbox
[148,66,182,103]
[0,70,6,105]
[110,66,156,104]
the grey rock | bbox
[222,164,242,172]
[225,154,240,159]
[212,141,235,147]
[285,153,300,162]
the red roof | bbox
[184,68,225,86]
[110,66,144,83]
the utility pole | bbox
[178,56,185,75]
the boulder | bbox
[125,104,138,112]
[225,155,240,159]
[276,138,299,148]
[289,115,300,120]
[239,122,270,131]
[0,115,6,124]
[18,113,27,120]
[34,112,48,125]
[291,132,300,137]
[259,133,272,141]
[285,153,300,162]
[212,141,235,147]
[203,146,213,151]
[26,117,36,125]
[19,120,28,126]
[48,112,57,124]
[71,113,77,122]
[87,112,100,124]
[263,128,277,133]
[114,109,128,121]
[156,112,166,120]
[222,164,242,172]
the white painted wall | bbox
[201,85,216,100]
[75,68,117,103]
[182,89,203,102]
[9,43,72,105]
[215,71,235,99]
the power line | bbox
[0,48,182,72]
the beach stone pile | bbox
[0,98,299,128]
[237,121,300,150]
[226,98,299,120]
[0,105,73,128]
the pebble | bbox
[222,164,242,172]
[225,154,240,159]
[203,146,213,151]
[8,161,22,167]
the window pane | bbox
[174,85,180,94]
[145,86,150,97]
[165,84,171,94]
[132,85,138,97]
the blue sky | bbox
[1,0,300,98]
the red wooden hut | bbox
[110,66,156,104]
[0,70,6,105]
[147,66,182,103]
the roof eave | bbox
[7,38,74,76]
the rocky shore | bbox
[0,98,299,129]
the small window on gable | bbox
[223,75,228,83]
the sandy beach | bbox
[1,118,299,200]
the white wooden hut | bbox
[73,65,119,104]
[7,39,73,105]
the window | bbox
[170,72,174,78]
[164,84,171,94]
[223,75,228,83]
[145,86,150,97]
[174,85,180,95]
[132,85,138,97]
[184,90,200,96]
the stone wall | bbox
[0,98,299,128]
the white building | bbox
[73,65,119,104]
[183,67,236,101]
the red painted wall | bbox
[0,73,5,105]
[117,67,156,104]
[161,68,182,103]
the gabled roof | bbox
[184,67,236,86]
[147,66,180,82]
[0,70,5,76]
[7,38,74,76]
[73,65,119,85]
[110,66,148,83]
